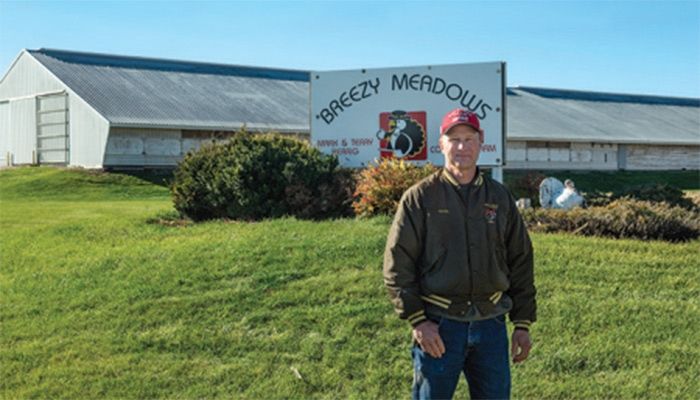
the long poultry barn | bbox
[506,87,700,170]
[0,48,698,170]
[0,48,309,168]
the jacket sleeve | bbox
[383,189,427,327]
[504,194,537,330]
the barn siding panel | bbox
[8,98,36,164]
[626,145,700,170]
[69,96,109,168]
[0,102,9,165]
[104,127,183,167]
[0,53,64,99]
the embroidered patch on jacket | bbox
[437,209,449,214]
[484,205,498,223]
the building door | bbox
[36,92,69,165]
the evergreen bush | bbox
[507,171,547,206]
[584,183,696,209]
[171,131,353,221]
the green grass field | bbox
[1,167,699,399]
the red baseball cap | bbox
[439,108,482,135]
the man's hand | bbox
[511,329,532,363]
[413,320,445,358]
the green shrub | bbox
[522,199,700,242]
[171,131,352,221]
[506,171,547,206]
[583,190,615,207]
[584,183,696,209]
[617,183,696,209]
[284,167,356,219]
[353,159,438,217]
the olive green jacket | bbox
[383,169,536,330]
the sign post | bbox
[310,62,506,179]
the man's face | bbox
[439,124,483,172]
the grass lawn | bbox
[1,167,699,398]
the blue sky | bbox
[1,0,698,97]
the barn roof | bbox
[507,87,700,145]
[28,48,310,132]
[25,49,700,145]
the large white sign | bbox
[311,62,506,168]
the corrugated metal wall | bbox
[103,128,236,167]
[0,102,8,165]
[7,98,36,164]
[0,52,64,99]
[36,93,69,164]
[505,140,618,170]
[1,52,61,166]
[104,127,185,166]
[68,95,109,168]
[0,51,111,168]
[626,145,700,170]
[504,140,700,170]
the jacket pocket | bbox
[421,246,447,278]
[495,244,510,278]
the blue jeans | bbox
[412,314,511,400]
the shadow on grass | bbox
[106,168,175,188]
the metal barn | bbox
[1,48,698,170]
[0,48,309,168]
[506,87,700,170]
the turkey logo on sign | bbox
[376,110,427,161]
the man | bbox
[383,108,536,400]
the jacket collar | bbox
[441,168,484,187]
